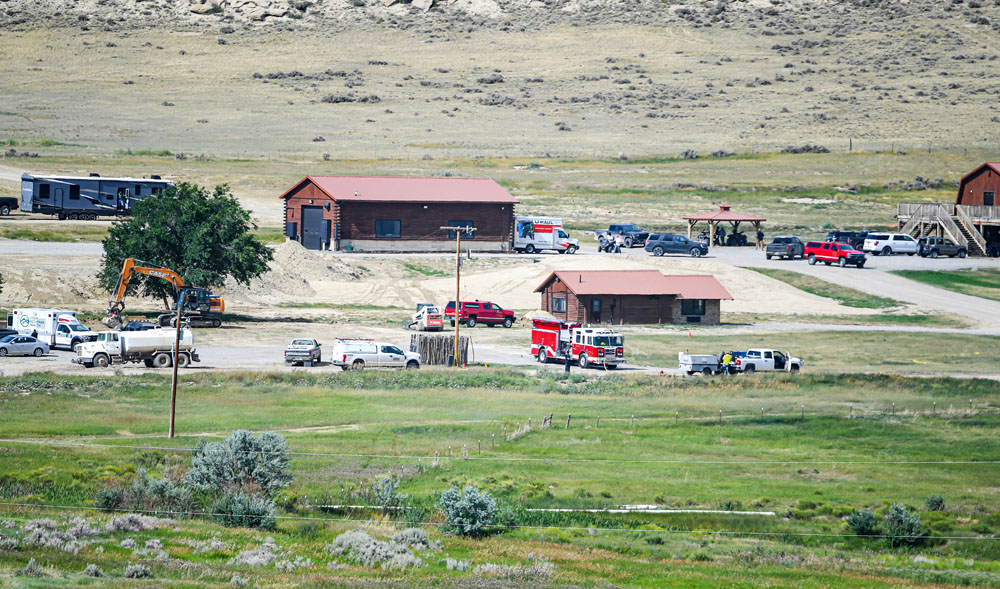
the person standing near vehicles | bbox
[614,233,623,254]
[721,351,732,375]
[756,228,765,250]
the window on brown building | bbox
[552,296,567,313]
[681,299,706,316]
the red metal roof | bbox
[534,270,733,300]
[279,175,518,204]
[683,204,766,222]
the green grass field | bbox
[893,268,1000,303]
[1,370,999,586]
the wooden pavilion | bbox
[683,204,766,240]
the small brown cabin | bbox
[535,270,733,325]
[280,176,518,252]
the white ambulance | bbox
[7,308,94,351]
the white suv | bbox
[863,233,917,256]
[331,339,421,371]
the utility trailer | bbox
[531,318,624,369]
[21,173,173,220]
[73,329,198,368]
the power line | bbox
[0,438,995,466]
[0,501,996,542]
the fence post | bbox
[478,440,481,455]
[892,402,895,416]
[566,414,571,429]
[675,411,679,424]
[597,416,600,429]
[491,433,494,448]
[849,404,853,419]
[630,415,634,429]
[801,405,804,420]
[719,409,722,424]
[933,401,936,415]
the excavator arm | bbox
[104,258,189,329]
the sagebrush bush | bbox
[391,528,437,551]
[437,485,498,537]
[96,469,190,515]
[15,557,45,577]
[883,503,925,547]
[925,494,945,511]
[184,430,291,496]
[212,489,276,530]
[846,509,880,537]
[228,547,278,568]
[123,563,152,578]
[83,564,105,577]
[372,474,408,508]
[106,513,167,533]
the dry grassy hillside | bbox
[1,0,999,158]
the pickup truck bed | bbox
[0,196,16,215]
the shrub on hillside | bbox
[371,474,408,509]
[123,563,152,578]
[437,485,498,537]
[845,509,880,537]
[212,489,276,530]
[95,469,192,516]
[925,494,945,511]
[184,430,291,496]
[883,503,925,547]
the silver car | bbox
[0,335,50,357]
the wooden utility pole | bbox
[169,292,184,438]
[441,225,476,367]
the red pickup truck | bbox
[804,241,867,268]
[444,301,516,328]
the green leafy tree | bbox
[97,183,272,308]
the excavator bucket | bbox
[102,309,123,330]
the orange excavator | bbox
[103,258,225,329]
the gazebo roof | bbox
[683,204,766,222]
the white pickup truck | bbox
[73,329,199,368]
[733,349,802,373]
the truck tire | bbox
[743,364,756,374]
[567,245,578,254]
[143,359,154,367]
[702,367,713,376]
[352,359,365,370]
[94,353,110,368]
[177,353,190,368]
[690,248,702,258]
[766,254,772,260]
[578,353,589,369]
[538,350,548,364]
[930,250,938,259]
[807,255,816,265]
[653,246,664,256]
[33,347,44,357]
[0,348,8,357]
[824,261,831,266]
[0,204,9,216]
[71,339,83,353]
[856,261,865,268]
[839,257,847,268]
[406,360,420,370]
[503,317,513,328]
[212,319,222,328]
[152,353,172,368]
[525,244,536,254]
[882,246,892,256]
[790,365,800,372]
[466,316,477,328]
[624,237,633,248]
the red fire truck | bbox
[530,318,624,369]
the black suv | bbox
[918,236,967,258]
[825,231,869,251]
[644,233,709,257]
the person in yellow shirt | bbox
[722,351,732,375]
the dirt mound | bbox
[221,241,361,304]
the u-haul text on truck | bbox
[7,308,93,351]
[513,217,579,254]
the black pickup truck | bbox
[765,236,805,260]
[0,196,16,216]
[594,224,650,250]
